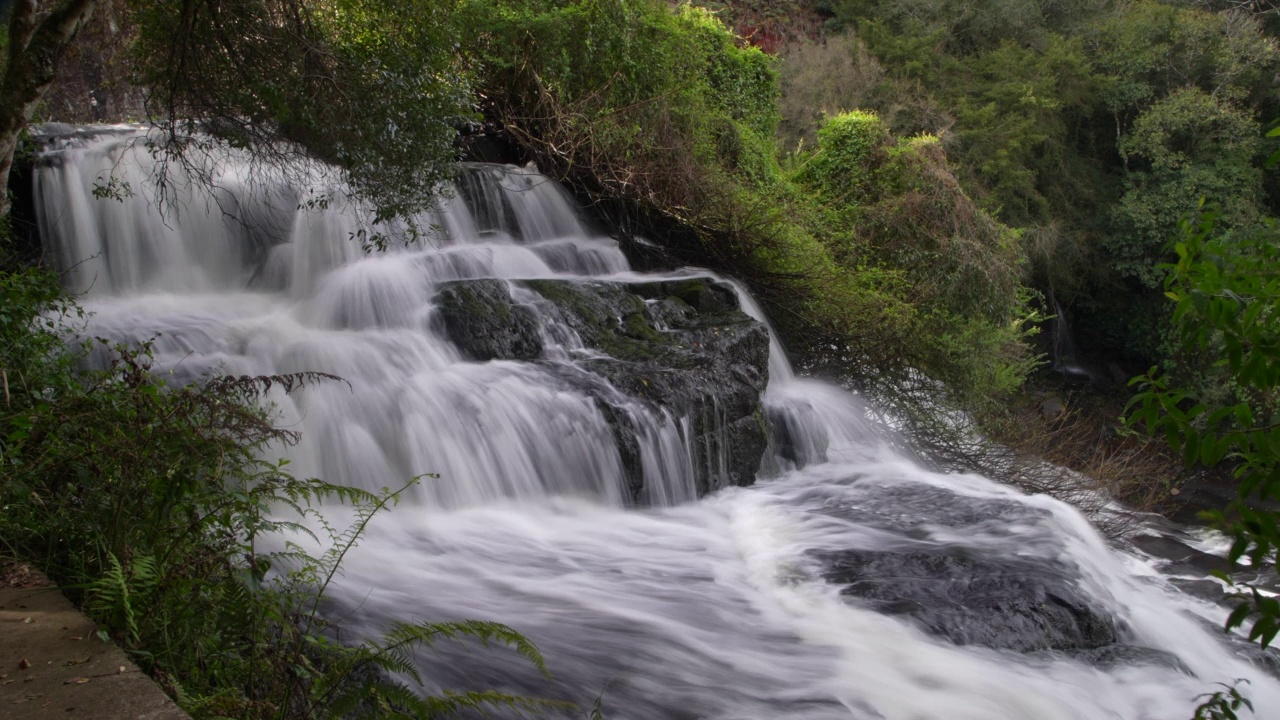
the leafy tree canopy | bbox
[1,0,474,223]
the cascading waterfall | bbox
[32,126,1280,719]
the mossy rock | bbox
[629,278,737,315]
[523,277,771,498]
[432,279,542,361]
[433,276,771,501]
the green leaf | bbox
[1202,436,1227,466]
[1226,602,1253,631]
[1183,429,1201,466]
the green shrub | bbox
[793,110,888,202]
[791,113,1035,402]
[1108,87,1266,289]
[460,0,780,186]
[788,111,1039,409]
[872,134,1023,322]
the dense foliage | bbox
[1128,203,1280,650]
[806,0,1280,377]
[130,0,475,223]
[1,0,474,223]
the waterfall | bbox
[1050,294,1098,384]
[32,126,1280,719]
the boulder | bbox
[811,480,1122,653]
[818,548,1117,652]
[527,277,769,498]
[430,276,770,501]
[433,279,542,362]
[1064,644,1189,673]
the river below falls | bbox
[30,126,1280,719]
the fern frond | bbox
[369,647,424,685]
[428,689,572,716]
[86,552,138,644]
[589,686,609,720]
[378,620,548,676]
[202,371,350,400]
[372,682,430,719]
[304,478,420,632]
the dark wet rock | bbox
[1172,612,1280,678]
[818,547,1118,652]
[1040,395,1065,421]
[431,276,771,501]
[1240,643,1280,677]
[520,277,759,367]
[1168,577,1234,602]
[766,402,829,469]
[721,415,770,492]
[817,482,1053,538]
[1064,644,1190,673]
[1125,529,1280,678]
[433,279,542,362]
[521,277,769,498]
[1165,470,1280,527]
[806,479,1123,653]
[1129,532,1231,577]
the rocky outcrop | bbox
[433,279,542,362]
[819,548,1117,652]
[812,480,1124,654]
[431,276,770,501]
[765,402,829,469]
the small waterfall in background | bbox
[1050,293,1098,385]
[31,126,1280,719]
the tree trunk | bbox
[0,0,99,221]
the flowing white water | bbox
[34,128,1280,719]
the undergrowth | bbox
[0,266,548,719]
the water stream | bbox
[32,127,1280,719]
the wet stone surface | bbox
[818,547,1118,652]
[812,480,1124,654]
[433,279,543,362]
[431,276,771,501]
